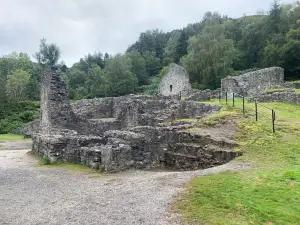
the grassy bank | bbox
[0,134,27,142]
[177,100,300,224]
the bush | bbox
[0,119,23,134]
[41,156,51,165]
[0,101,39,134]
[19,111,36,123]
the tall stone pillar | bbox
[40,69,77,134]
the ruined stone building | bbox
[159,63,192,96]
[221,67,284,97]
[31,69,239,172]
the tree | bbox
[239,17,267,68]
[281,21,300,78]
[163,31,181,65]
[224,19,243,48]
[143,51,162,76]
[26,64,43,100]
[87,64,107,98]
[105,55,137,96]
[174,31,188,63]
[64,66,89,99]
[268,0,282,34]
[6,69,30,102]
[126,51,149,85]
[181,20,235,89]
[261,33,285,67]
[0,52,34,103]
[78,52,104,72]
[34,38,60,68]
[154,30,168,61]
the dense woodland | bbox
[1,1,300,133]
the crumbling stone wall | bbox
[72,95,219,134]
[283,82,300,89]
[248,89,300,104]
[185,89,221,101]
[159,63,192,96]
[221,67,284,97]
[40,70,79,134]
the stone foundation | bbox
[32,123,240,172]
[31,69,240,172]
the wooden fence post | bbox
[243,97,245,115]
[272,110,275,133]
[255,101,258,121]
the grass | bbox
[0,134,28,142]
[41,162,104,174]
[177,99,300,225]
[27,151,103,175]
[40,163,101,174]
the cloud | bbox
[0,0,295,66]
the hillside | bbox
[177,100,300,224]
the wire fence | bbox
[218,92,276,133]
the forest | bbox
[1,1,300,133]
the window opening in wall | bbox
[170,85,173,92]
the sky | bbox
[0,0,296,66]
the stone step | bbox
[170,142,208,155]
[174,131,238,149]
[169,142,240,157]
[164,151,214,170]
[164,149,241,170]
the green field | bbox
[177,100,300,225]
[0,134,27,142]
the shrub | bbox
[0,101,39,133]
[41,156,51,165]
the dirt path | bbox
[0,141,250,225]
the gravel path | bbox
[0,141,250,225]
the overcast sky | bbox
[0,0,296,66]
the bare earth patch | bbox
[0,140,32,150]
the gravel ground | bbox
[0,141,250,225]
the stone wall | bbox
[221,67,284,97]
[185,89,221,101]
[248,89,300,104]
[32,120,239,172]
[12,120,40,138]
[283,82,300,89]
[40,70,79,134]
[159,63,192,96]
[72,95,220,134]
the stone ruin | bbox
[31,69,240,172]
[248,88,300,104]
[221,67,284,97]
[159,63,192,96]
